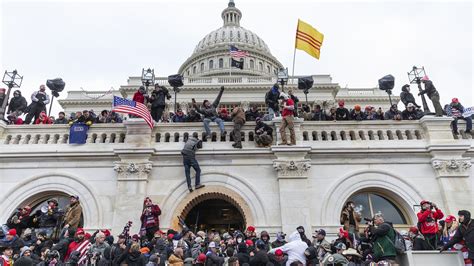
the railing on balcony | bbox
[0,120,443,147]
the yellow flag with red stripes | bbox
[295,19,324,60]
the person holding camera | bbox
[24,85,50,124]
[417,200,444,250]
[149,84,171,122]
[366,213,398,265]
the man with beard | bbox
[7,90,27,115]
[63,195,83,230]
[64,228,87,261]
[24,85,50,124]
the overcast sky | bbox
[1,0,472,115]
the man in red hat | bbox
[140,197,162,242]
[64,228,87,261]
[0,229,25,254]
[417,200,444,250]
[447,97,472,135]
[336,100,350,120]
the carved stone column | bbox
[272,146,312,233]
[272,117,304,145]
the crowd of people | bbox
[1,76,472,137]
[1,195,473,266]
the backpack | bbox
[385,228,406,255]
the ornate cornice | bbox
[431,159,472,177]
[113,162,152,181]
[273,160,311,178]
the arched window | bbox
[187,70,190,76]
[259,62,263,71]
[250,59,254,69]
[266,66,271,73]
[193,66,197,74]
[200,62,205,72]
[209,60,214,69]
[345,192,408,224]
[219,58,224,68]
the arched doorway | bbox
[184,198,245,232]
[169,186,254,231]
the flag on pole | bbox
[229,45,249,58]
[112,96,154,129]
[295,19,324,59]
[231,58,244,69]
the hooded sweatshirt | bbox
[270,231,308,266]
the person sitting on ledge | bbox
[192,86,225,139]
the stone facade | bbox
[0,116,472,236]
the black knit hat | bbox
[458,210,471,223]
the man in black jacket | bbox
[336,100,350,120]
[254,118,273,147]
[192,86,225,138]
[25,85,50,124]
[441,210,474,261]
[181,135,205,192]
[7,90,27,115]
[265,84,280,119]
[150,84,171,122]
[400,85,420,108]
[249,240,269,266]
[419,76,443,116]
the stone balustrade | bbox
[0,117,460,147]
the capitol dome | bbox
[178,0,283,78]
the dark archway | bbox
[183,198,245,233]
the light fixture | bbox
[0,70,23,121]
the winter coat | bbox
[173,114,186,123]
[265,87,280,112]
[205,252,224,266]
[150,88,171,108]
[185,111,202,122]
[118,250,147,266]
[195,87,225,119]
[0,236,25,254]
[63,202,82,228]
[181,137,202,159]
[445,219,474,260]
[290,95,299,116]
[340,208,362,231]
[54,117,68,124]
[232,107,246,124]
[89,242,110,257]
[400,88,417,107]
[311,110,326,121]
[133,91,146,104]
[371,222,396,261]
[245,109,262,121]
[420,80,439,99]
[269,231,308,266]
[350,110,366,121]
[140,204,162,229]
[38,207,61,228]
[12,256,34,266]
[268,253,287,266]
[249,250,269,266]
[255,122,273,137]
[236,252,250,266]
[28,91,50,112]
[384,109,401,120]
[169,254,184,266]
[417,208,444,234]
[336,107,350,120]
[402,109,423,120]
[7,95,27,114]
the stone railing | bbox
[0,117,458,147]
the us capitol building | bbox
[1,0,472,248]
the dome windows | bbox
[249,59,254,69]
[258,62,263,71]
[193,66,197,74]
[209,60,214,70]
[266,65,271,73]
[219,58,224,68]
[200,62,205,72]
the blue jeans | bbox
[452,116,472,132]
[183,157,201,188]
[203,117,224,135]
[267,107,280,120]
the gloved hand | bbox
[439,245,447,253]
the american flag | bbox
[229,45,249,59]
[112,96,154,129]
[75,239,92,264]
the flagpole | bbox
[229,42,232,77]
[291,47,296,78]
